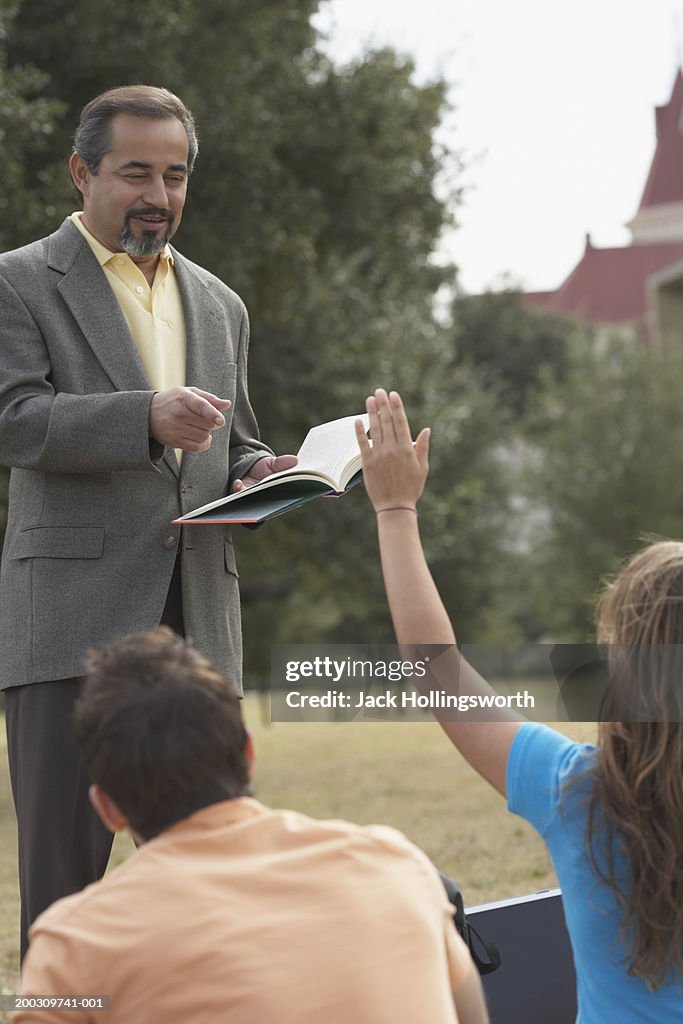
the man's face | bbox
[71,112,190,259]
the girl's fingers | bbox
[355,417,371,456]
[415,427,431,472]
[366,393,383,445]
[374,388,398,443]
[388,390,413,447]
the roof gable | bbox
[524,239,683,325]
[638,69,683,210]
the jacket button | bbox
[164,535,178,550]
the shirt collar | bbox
[158,798,269,840]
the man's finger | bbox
[178,432,212,453]
[188,387,232,411]
[177,425,214,444]
[239,454,298,485]
[269,454,298,473]
[184,392,226,426]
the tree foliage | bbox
[0,4,68,547]
[0,4,69,252]
[6,2,680,669]
[520,337,683,639]
[450,288,575,417]
[2,0,520,679]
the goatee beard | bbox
[120,225,171,258]
[121,207,174,258]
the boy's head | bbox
[75,627,251,840]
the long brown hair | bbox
[589,541,683,988]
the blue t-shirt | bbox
[507,722,683,1023]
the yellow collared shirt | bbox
[71,211,187,462]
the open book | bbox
[174,413,369,526]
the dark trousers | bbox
[5,556,184,961]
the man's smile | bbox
[126,208,175,232]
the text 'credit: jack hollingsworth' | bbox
[268,643,619,723]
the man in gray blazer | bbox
[0,84,294,958]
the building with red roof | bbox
[524,71,683,345]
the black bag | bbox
[439,873,501,976]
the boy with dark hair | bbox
[17,628,486,1024]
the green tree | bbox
[2,0,523,676]
[520,337,683,639]
[439,289,595,641]
[6,2,456,429]
[0,4,69,551]
[450,288,576,417]
[0,6,69,252]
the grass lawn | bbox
[0,701,595,1017]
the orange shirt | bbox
[18,799,471,1024]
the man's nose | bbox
[141,176,169,208]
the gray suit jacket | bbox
[0,218,272,692]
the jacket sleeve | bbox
[0,271,164,474]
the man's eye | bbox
[125,174,147,181]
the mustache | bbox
[125,206,175,225]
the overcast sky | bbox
[313,0,683,294]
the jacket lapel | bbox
[50,220,151,394]
[48,221,229,483]
[172,252,231,482]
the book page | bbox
[174,413,371,522]
[294,414,369,484]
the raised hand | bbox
[355,388,430,512]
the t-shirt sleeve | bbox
[365,823,473,992]
[506,722,591,839]
[443,906,475,994]
[15,926,98,1024]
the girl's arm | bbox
[356,388,522,796]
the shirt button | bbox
[136,285,144,294]
[116,257,125,265]
[164,535,178,550]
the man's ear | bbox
[244,728,255,775]
[89,784,129,834]
[69,152,92,199]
